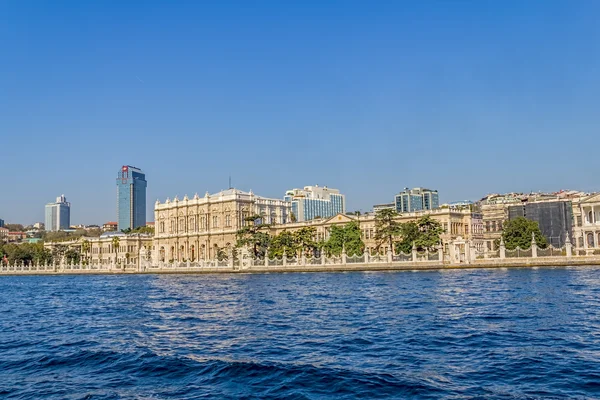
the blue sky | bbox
[1,1,599,225]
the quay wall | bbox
[1,256,600,276]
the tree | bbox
[294,226,318,256]
[5,224,24,232]
[396,215,444,253]
[81,239,91,264]
[290,212,297,223]
[111,236,120,263]
[414,215,444,251]
[52,244,68,264]
[396,221,419,254]
[501,217,548,250]
[268,230,299,258]
[65,248,81,264]
[374,209,401,253]
[130,226,155,235]
[236,214,271,258]
[323,221,365,256]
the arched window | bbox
[213,216,218,228]
[225,214,231,227]
[159,247,165,262]
[170,246,174,261]
[587,233,595,247]
[190,245,195,261]
[180,245,185,260]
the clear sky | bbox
[1,1,599,225]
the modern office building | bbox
[284,185,346,221]
[372,203,395,213]
[0,218,4,228]
[117,165,147,231]
[395,188,439,213]
[45,195,71,231]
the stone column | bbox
[283,250,287,266]
[321,251,326,265]
[438,244,444,262]
[499,237,506,259]
[411,242,417,262]
[464,240,471,264]
[531,232,538,258]
[565,231,572,258]
[342,245,347,265]
[301,253,306,266]
[365,250,370,264]
[387,247,393,263]
[470,241,477,263]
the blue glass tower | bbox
[116,166,147,231]
[284,185,346,221]
[395,188,439,213]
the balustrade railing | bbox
[3,233,600,275]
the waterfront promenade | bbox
[2,251,600,276]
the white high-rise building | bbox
[44,194,71,231]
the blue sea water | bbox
[1,267,600,399]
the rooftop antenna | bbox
[229,175,232,189]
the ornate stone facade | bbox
[154,189,291,262]
[154,191,484,261]
[572,194,600,250]
[44,233,154,268]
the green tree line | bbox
[229,211,445,260]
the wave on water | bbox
[1,268,600,399]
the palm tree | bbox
[111,236,120,264]
[81,239,90,265]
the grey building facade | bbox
[44,195,71,231]
[508,201,573,247]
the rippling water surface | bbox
[2,267,600,399]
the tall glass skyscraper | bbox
[395,188,439,213]
[284,185,346,221]
[45,195,71,231]
[117,166,147,231]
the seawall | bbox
[2,256,600,276]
